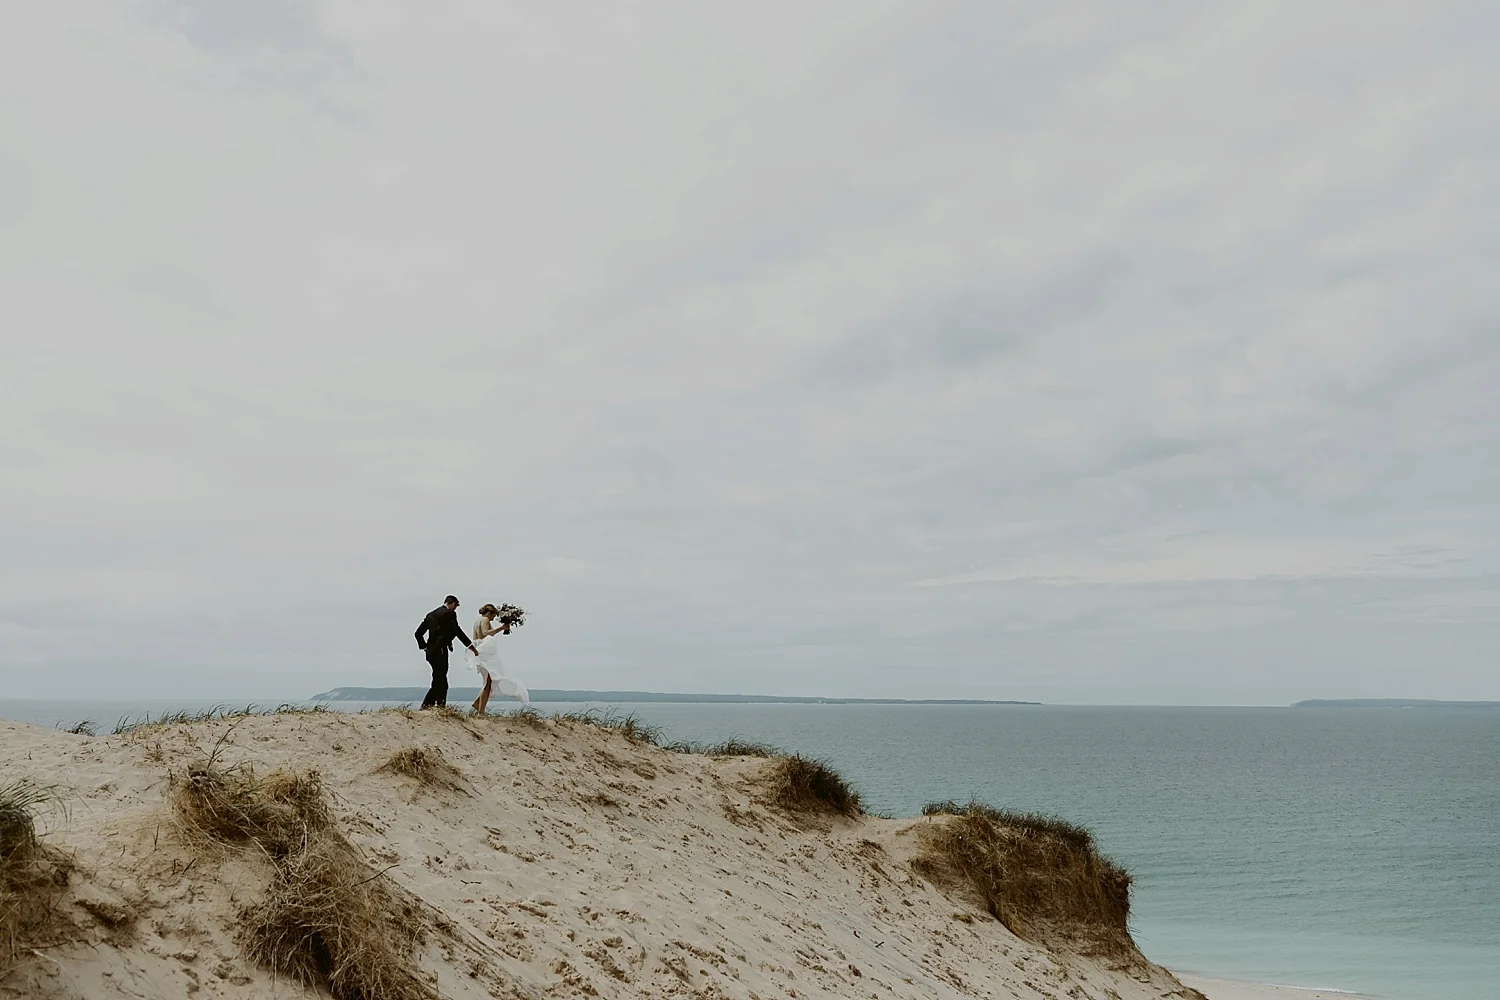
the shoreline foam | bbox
[1181,974,1372,1000]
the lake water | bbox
[3,699,1495,1000]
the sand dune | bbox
[2,709,1209,1000]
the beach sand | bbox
[3,708,1239,999]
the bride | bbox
[470,603,530,714]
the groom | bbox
[414,595,478,709]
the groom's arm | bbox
[415,618,429,650]
[445,608,475,650]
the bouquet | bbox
[496,604,526,628]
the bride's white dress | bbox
[472,629,529,704]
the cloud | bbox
[1,1,1497,704]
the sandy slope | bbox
[2,710,1206,1000]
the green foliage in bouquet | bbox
[496,604,526,628]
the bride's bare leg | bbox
[473,676,493,715]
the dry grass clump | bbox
[240,836,428,1000]
[174,764,330,855]
[173,762,432,1000]
[377,747,464,793]
[0,780,72,974]
[767,755,862,817]
[912,801,1134,955]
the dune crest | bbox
[1,710,1204,1000]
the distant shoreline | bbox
[308,686,1040,706]
[1291,698,1500,709]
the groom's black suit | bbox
[415,605,474,708]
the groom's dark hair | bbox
[444,595,459,606]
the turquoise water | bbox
[4,700,1495,999]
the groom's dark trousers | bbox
[422,644,450,708]
[415,604,472,708]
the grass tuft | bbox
[0,780,72,975]
[0,782,49,861]
[60,720,96,737]
[377,747,464,793]
[172,761,432,999]
[365,705,419,721]
[115,705,251,736]
[274,703,332,716]
[504,706,547,729]
[921,801,1097,852]
[616,713,664,746]
[767,755,862,817]
[705,738,779,757]
[553,709,664,745]
[668,738,781,757]
[113,703,335,737]
[912,800,1133,955]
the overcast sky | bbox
[2,1,1497,705]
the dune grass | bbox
[767,755,862,817]
[377,747,464,793]
[503,705,547,729]
[0,782,51,862]
[0,780,72,975]
[550,708,665,745]
[478,706,790,762]
[173,762,430,999]
[913,800,1134,955]
[921,801,1099,852]
[705,739,779,757]
[114,703,333,737]
[368,705,419,721]
[666,738,781,758]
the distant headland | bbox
[309,686,1039,705]
[1292,698,1500,709]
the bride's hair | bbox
[478,603,499,616]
